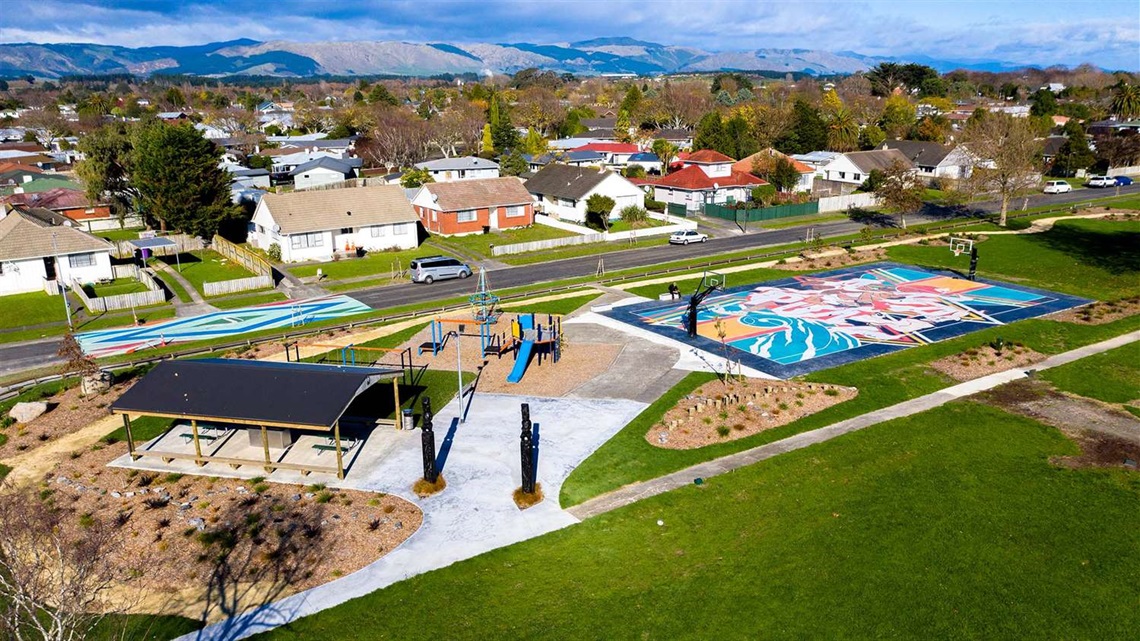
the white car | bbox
[1086,176,1116,188]
[1043,180,1072,194]
[669,229,708,245]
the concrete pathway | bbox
[152,263,219,317]
[176,393,648,641]
[567,329,1140,520]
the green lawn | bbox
[563,313,1140,507]
[251,400,1140,640]
[1040,344,1140,405]
[625,266,797,300]
[211,292,290,310]
[0,290,71,329]
[438,225,579,259]
[153,271,192,303]
[95,227,146,242]
[500,235,672,266]
[502,292,601,316]
[604,217,668,234]
[87,277,149,298]
[154,250,256,294]
[888,218,1140,300]
[0,305,175,345]
[289,247,443,281]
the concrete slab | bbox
[175,392,648,641]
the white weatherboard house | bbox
[0,208,113,295]
[524,163,643,223]
[248,185,420,262]
[414,156,500,182]
[289,157,362,190]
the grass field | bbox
[154,250,255,295]
[289,247,442,280]
[1040,344,1140,405]
[251,401,1140,640]
[500,235,672,265]
[87,277,149,297]
[210,291,290,310]
[94,227,146,242]
[437,225,579,259]
[888,218,1140,300]
[0,290,71,329]
[502,292,601,316]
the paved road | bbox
[2,183,1136,378]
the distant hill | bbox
[0,38,1044,79]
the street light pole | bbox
[455,326,464,423]
[51,232,73,331]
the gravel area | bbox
[771,247,889,271]
[0,382,126,459]
[647,378,857,449]
[1048,296,1140,325]
[929,343,1047,381]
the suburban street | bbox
[0,183,1136,379]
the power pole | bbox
[51,232,73,331]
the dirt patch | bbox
[42,441,421,621]
[929,341,1046,381]
[647,378,857,449]
[0,382,131,459]
[771,248,889,272]
[1048,296,1140,326]
[395,316,623,398]
[977,379,1140,471]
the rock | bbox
[236,487,247,494]
[304,492,315,499]
[394,521,403,530]
[56,476,70,485]
[292,494,302,501]
[125,492,135,498]
[179,502,191,511]
[9,401,49,424]
[188,517,206,531]
[111,491,122,498]
[80,370,113,396]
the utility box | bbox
[247,427,294,449]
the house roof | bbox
[649,165,766,191]
[420,177,532,211]
[628,152,661,162]
[415,156,499,171]
[230,167,270,178]
[791,151,840,165]
[0,209,112,262]
[580,117,617,130]
[2,187,95,210]
[582,128,616,140]
[259,185,418,235]
[843,149,915,174]
[572,142,639,154]
[528,150,605,165]
[12,205,73,227]
[288,156,361,177]
[655,128,692,140]
[879,140,952,166]
[110,359,402,430]
[1041,136,1067,157]
[0,162,44,175]
[524,163,615,200]
[732,149,814,175]
[686,149,736,164]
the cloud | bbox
[1,0,1137,70]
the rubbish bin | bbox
[402,408,415,431]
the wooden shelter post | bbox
[392,377,401,429]
[260,425,272,473]
[190,419,203,464]
[123,414,137,460]
[334,420,345,479]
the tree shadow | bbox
[845,206,898,228]
[531,422,541,476]
[1029,222,1140,276]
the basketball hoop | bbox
[949,237,973,258]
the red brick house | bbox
[410,177,534,236]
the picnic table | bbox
[312,436,358,455]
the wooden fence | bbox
[72,265,165,313]
[109,234,204,260]
[203,274,274,297]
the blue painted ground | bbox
[603,262,1090,379]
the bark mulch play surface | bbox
[928,341,1046,381]
[397,317,623,398]
[45,440,421,620]
[771,248,889,271]
[647,378,857,449]
[0,382,130,459]
[1048,296,1140,325]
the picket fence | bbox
[72,265,165,313]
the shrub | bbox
[619,205,648,226]
[716,425,731,437]
[644,197,666,211]
[315,490,334,503]
[751,184,776,204]
[622,164,646,179]
[266,243,282,262]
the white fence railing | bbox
[818,193,879,213]
[492,232,605,256]
[72,265,165,313]
[203,274,274,297]
[1106,165,1140,177]
[533,214,595,234]
[492,214,697,256]
[79,214,144,233]
[109,233,204,259]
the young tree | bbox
[961,113,1042,226]
[872,159,925,229]
[585,193,616,231]
[498,149,529,177]
[1052,122,1095,177]
[622,164,647,179]
[880,95,916,139]
[400,167,435,189]
[769,157,801,192]
[651,138,678,175]
[859,124,887,150]
[76,125,135,216]
[129,121,237,236]
[522,128,548,156]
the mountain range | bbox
[0,37,1036,79]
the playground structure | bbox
[295,343,417,387]
[503,313,563,384]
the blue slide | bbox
[506,315,535,384]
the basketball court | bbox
[602,261,1089,378]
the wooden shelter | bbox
[110,359,404,479]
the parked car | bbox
[669,229,708,245]
[1115,176,1134,186]
[409,256,471,284]
[1042,180,1073,194]
[1085,176,1116,188]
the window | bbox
[504,205,525,218]
[339,227,353,234]
[838,171,846,179]
[394,223,410,235]
[431,211,437,222]
[256,224,264,234]
[853,173,861,182]
[457,209,477,223]
[371,225,386,237]
[68,253,95,268]
[290,232,324,249]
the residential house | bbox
[790,151,842,174]
[811,149,915,186]
[1,186,129,231]
[156,111,190,121]
[647,150,766,210]
[879,140,976,180]
[627,152,663,174]
[0,207,114,295]
[524,164,643,223]
[1040,136,1068,166]
[0,163,44,190]
[414,156,500,182]
[289,157,362,190]
[654,128,694,150]
[733,149,815,193]
[571,143,640,169]
[526,150,606,172]
[227,167,271,190]
[264,148,349,176]
[548,137,606,151]
[410,177,534,236]
[248,185,420,262]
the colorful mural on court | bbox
[605,263,1089,378]
[76,295,371,358]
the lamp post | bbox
[455,325,465,423]
[51,231,73,331]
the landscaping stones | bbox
[9,401,48,424]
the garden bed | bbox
[646,378,857,449]
[928,341,1046,381]
[772,247,888,271]
[0,380,127,458]
[1047,296,1140,325]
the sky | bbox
[1,0,1138,70]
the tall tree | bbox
[76,125,135,216]
[1051,121,1095,176]
[961,113,1042,226]
[651,138,678,175]
[872,160,925,229]
[1028,88,1058,118]
[499,149,528,177]
[129,121,236,236]
[826,107,859,152]
[1110,83,1140,119]
[880,95,916,140]
[774,100,827,155]
[693,112,728,155]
